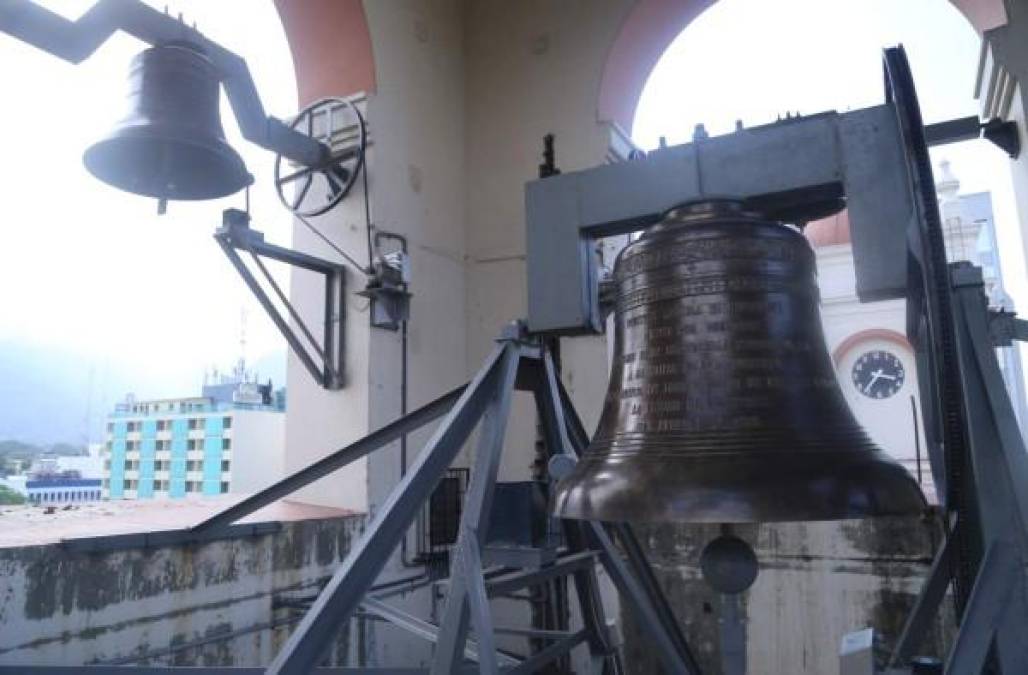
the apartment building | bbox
[102,379,285,500]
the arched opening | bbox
[274,0,376,107]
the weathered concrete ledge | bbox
[0,498,366,667]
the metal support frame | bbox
[889,264,1028,673]
[46,325,690,674]
[0,0,329,167]
[525,103,917,334]
[248,328,701,674]
[214,208,346,390]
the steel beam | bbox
[192,384,465,533]
[267,345,509,673]
[956,274,1028,542]
[948,270,1028,673]
[587,521,699,675]
[485,551,598,597]
[889,531,954,667]
[552,366,702,673]
[944,541,1021,673]
[462,538,500,675]
[506,630,589,675]
[430,345,521,675]
[358,597,518,668]
[536,352,619,666]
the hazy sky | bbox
[0,0,297,397]
[632,0,1028,343]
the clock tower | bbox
[804,159,1028,503]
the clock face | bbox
[851,350,905,399]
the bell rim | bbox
[83,130,251,201]
[551,449,927,524]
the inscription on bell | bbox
[552,201,927,524]
[618,236,801,276]
[596,205,851,441]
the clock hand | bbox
[864,371,882,393]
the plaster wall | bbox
[461,0,635,480]
[229,409,286,495]
[363,3,471,666]
[0,515,364,667]
[282,0,470,518]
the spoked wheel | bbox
[274,97,366,217]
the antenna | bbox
[238,307,249,382]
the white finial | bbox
[936,159,960,202]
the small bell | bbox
[84,42,251,201]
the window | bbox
[187,439,196,451]
[106,422,113,433]
[187,460,201,472]
[223,416,232,429]
[221,459,230,472]
[220,481,229,493]
[105,441,112,451]
[188,418,199,430]
[222,438,231,450]
[157,420,166,431]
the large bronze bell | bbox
[553,200,925,523]
[84,43,251,200]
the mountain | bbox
[0,340,286,445]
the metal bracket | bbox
[924,116,1021,158]
[987,309,1028,346]
[215,208,345,390]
